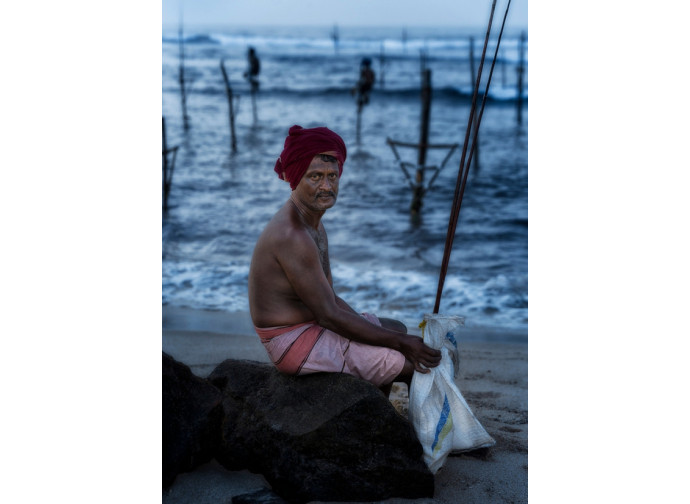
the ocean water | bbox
[162,25,528,339]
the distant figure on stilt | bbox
[352,57,376,144]
[331,24,340,54]
[353,57,375,110]
[244,46,261,92]
[244,46,261,123]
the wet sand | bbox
[162,306,527,503]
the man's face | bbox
[293,151,340,212]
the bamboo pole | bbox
[220,59,237,153]
[433,0,508,314]
[417,69,432,167]
[517,31,526,125]
[411,68,432,215]
[464,14,513,195]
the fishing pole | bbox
[432,0,497,313]
[463,1,513,182]
[433,0,513,314]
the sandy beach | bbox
[162,306,527,503]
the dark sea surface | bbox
[162,25,528,340]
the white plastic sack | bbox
[408,313,495,474]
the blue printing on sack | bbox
[431,394,452,453]
[445,331,457,348]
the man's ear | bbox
[282,171,289,183]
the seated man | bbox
[248,125,441,395]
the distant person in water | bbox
[248,125,441,395]
[244,46,260,92]
[352,57,375,108]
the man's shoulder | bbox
[262,209,313,246]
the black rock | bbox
[162,352,223,488]
[208,359,434,503]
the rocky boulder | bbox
[208,359,434,503]
[162,352,223,488]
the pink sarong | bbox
[255,313,405,387]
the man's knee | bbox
[379,317,407,334]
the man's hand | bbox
[400,335,442,374]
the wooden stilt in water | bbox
[378,43,385,89]
[517,31,526,125]
[354,55,374,145]
[501,45,506,87]
[220,59,237,153]
[331,25,339,54]
[250,88,258,124]
[178,22,190,131]
[163,117,169,212]
[411,68,432,215]
[162,117,179,214]
[387,58,459,217]
[356,103,362,145]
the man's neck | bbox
[289,193,323,229]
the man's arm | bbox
[277,229,440,372]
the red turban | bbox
[274,125,347,190]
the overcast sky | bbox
[162,0,527,29]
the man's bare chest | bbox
[307,227,330,276]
